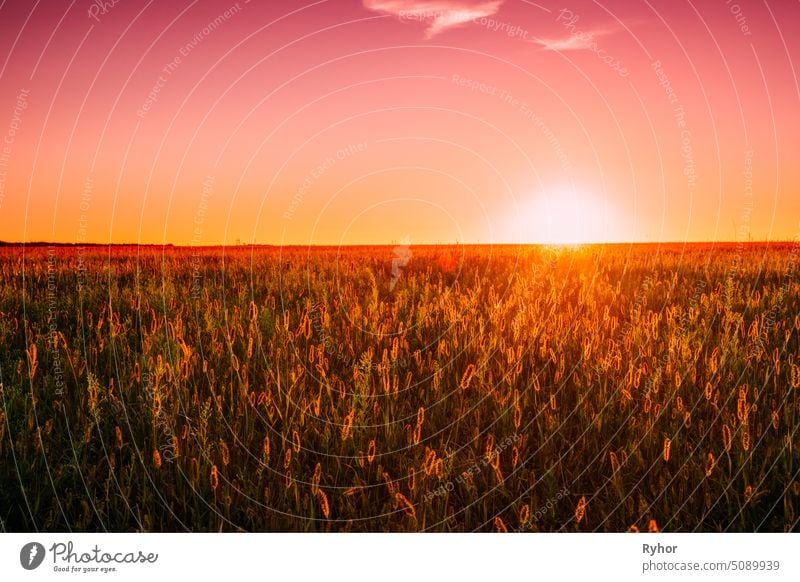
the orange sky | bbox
[0,0,797,245]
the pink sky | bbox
[0,0,797,245]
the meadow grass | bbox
[0,243,797,532]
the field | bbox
[0,243,798,532]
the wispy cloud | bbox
[532,28,612,51]
[530,15,629,77]
[363,0,504,38]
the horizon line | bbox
[0,240,794,248]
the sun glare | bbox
[510,188,613,245]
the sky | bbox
[0,0,797,246]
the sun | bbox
[509,187,614,245]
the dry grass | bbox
[0,243,798,531]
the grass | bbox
[0,242,798,532]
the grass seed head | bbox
[459,364,477,390]
[395,492,416,519]
[575,496,587,524]
[316,488,330,519]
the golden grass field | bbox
[0,243,798,532]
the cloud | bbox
[363,0,504,38]
[532,28,612,51]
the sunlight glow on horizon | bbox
[0,0,797,246]
[505,185,626,246]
